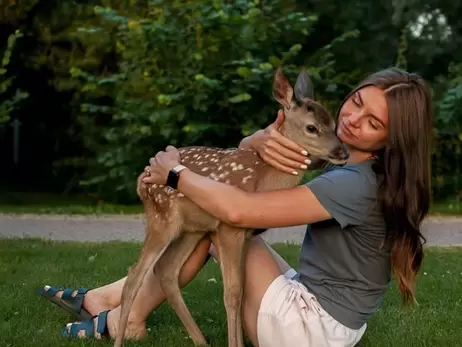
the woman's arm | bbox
[143,110,329,229]
[176,169,331,229]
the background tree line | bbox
[0,0,460,204]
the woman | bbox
[38,67,433,347]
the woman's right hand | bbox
[249,110,312,175]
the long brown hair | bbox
[339,67,433,304]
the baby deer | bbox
[114,67,349,347]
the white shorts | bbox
[257,269,367,347]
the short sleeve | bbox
[306,166,377,229]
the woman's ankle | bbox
[83,289,118,315]
[107,307,148,340]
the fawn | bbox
[114,67,349,347]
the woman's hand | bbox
[142,145,181,185]
[249,110,312,175]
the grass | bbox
[0,192,461,216]
[0,239,461,347]
[0,192,143,215]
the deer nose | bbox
[329,145,349,161]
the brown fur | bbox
[114,67,349,347]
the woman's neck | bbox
[346,147,376,165]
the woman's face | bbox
[337,85,389,153]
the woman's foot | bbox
[62,309,147,340]
[39,285,115,319]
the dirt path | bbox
[1,213,461,246]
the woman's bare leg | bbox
[62,235,292,346]
[61,236,213,339]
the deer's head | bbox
[272,67,349,165]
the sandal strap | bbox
[96,311,110,335]
[68,319,94,336]
[60,287,88,308]
[63,310,111,338]
[61,287,89,300]
[41,286,63,297]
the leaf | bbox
[237,67,251,78]
[229,93,252,103]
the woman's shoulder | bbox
[305,160,380,229]
[318,159,378,189]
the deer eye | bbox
[305,125,318,134]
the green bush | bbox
[71,0,358,202]
[0,30,28,124]
[432,62,462,200]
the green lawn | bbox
[0,192,143,215]
[0,239,461,346]
[0,192,460,216]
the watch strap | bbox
[167,165,188,189]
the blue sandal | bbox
[35,286,92,321]
[61,310,110,339]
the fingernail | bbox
[300,164,308,170]
[301,150,308,156]
[304,159,311,165]
[292,171,298,176]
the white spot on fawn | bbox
[242,175,253,184]
[219,172,229,179]
[232,163,244,171]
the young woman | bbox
[39,67,433,347]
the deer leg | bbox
[215,225,250,347]
[114,225,181,347]
[154,232,208,345]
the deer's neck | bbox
[279,123,296,142]
[258,123,305,190]
[253,123,305,191]
[258,165,304,192]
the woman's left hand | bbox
[142,145,181,185]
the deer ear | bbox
[272,67,293,109]
[294,69,314,101]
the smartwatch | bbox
[166,164,188,189]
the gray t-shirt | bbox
[297,159,392,330]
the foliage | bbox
[433,62,462,199]
[68,0,358,201]
[0,30,28,124]
[0,0,461,204]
